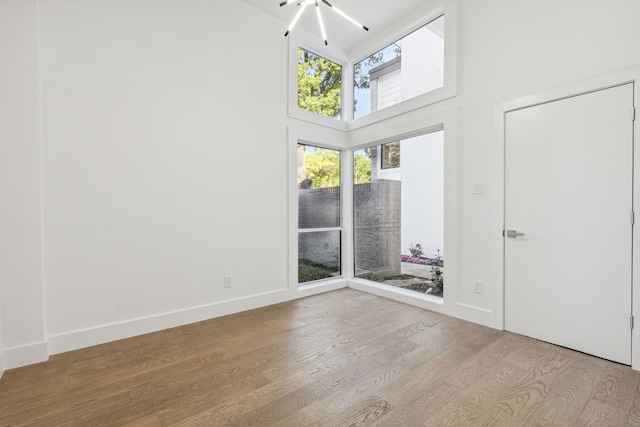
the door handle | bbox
[506,229,525,238]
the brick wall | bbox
[298,187,340,229]
[298,187,341,267]
[354,180,401,277]
[297,181,401,277]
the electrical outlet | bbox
[473,280,484,295]
[224,275,232,288]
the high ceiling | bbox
[240,0,430,53]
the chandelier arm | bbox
[284,2,309,37]
[320,0,368,31]
[281,0,368,40]
[315,0,328,45]
[331,5,369,31]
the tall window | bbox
[297,144,342,284]
[354,131,444,297]
[297,48,343,120]
[353,15,445,119]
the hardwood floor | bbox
[1,288,639,426]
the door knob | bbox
[506,229,525,238]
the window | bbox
[288,1,456,129]
[297,48,342,120]
[353,15,445,119]
[354,131,444,297]
[297,144,342,284]
[381,141,400,169]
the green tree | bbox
[354,151,372,184]
[353,52,383,91]
[305,148,341,189]
[298,48,342,119]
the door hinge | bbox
[632,106,636,121]
[631,315,635,330]
[632,211,636,226]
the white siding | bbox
[377,70,402,109]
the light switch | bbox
[472,181,483,195]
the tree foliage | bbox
[302,147,372,189]
[354,151,372,184]
[305,148,341,189]
[296,42,402,119]
[298,48,342,119]
[353,52,384,90]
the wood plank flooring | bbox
[1,288,639,426]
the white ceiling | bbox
[240,0,430,53]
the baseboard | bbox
[8,282,484,370]
[348,280,496,329]
[48,288,293,356]
[455,302,493,327]
[297,278,348,298]
[0,350,5,378]
[348,279,446,314]
[4,341,49,369]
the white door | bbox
[504,83,634,365]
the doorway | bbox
[504,83,634,364]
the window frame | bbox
[288,36,349,131]
[351,130,445,300]
[347,107,457,316]
[296,48,345,122]
[347,0,457,128]
[292,138,348,290]
[296,140,345,288]
[286,0,456,130]
[353,15,445,120]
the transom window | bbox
[297,48,342,120]
[289,2,456,129]
[353,15,445,119]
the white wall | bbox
[39,0,290,353]
[0,289,3,376]
[0,0,48,368]
[348,0,640,326]
[456,0,640,315]
[2,0,640,369]
[401,131,444,259]
[0,0,294,366]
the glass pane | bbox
[381,141,400,169]
[298,48,342,119]
[354,131,444,297]
[353,15,444,119]
[297,144,341,229]
[298,231,341,284]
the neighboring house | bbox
[367,22,445,259]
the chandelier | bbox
[280,0,369,45]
